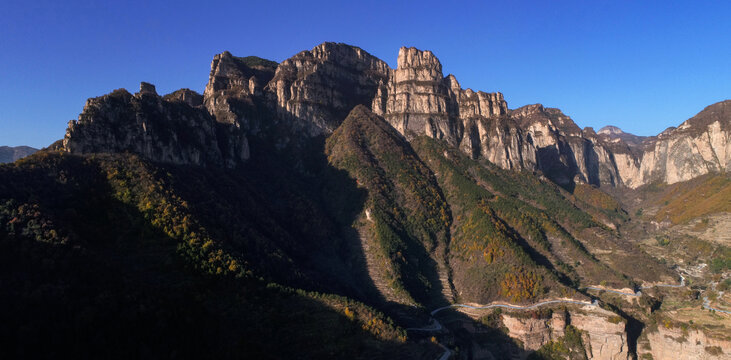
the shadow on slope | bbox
[0,152,440,359]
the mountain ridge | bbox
[5,41,729,359]
[61,42,730,190]
[0,146,37,163]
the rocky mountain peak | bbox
[138,82,157,96]
[674,99,731,134]
[163,88,203,107]
[63,82,249,167]
[265,42,389,135]
[204,51,276,98]
[57,43,730,190]
[598,125,624,135]
[397,47,442,73]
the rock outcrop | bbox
[267,42,389,136]
[500,312,563,351]
[640,326,731,360]
[61,43,730,189]
[570,312,628,360]
[373,47,535,172]
[638,100,731,186]
[498,307,629,360]
[64,83,245,167]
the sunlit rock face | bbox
[498,308,629,360]
[64,83,241,167]
[374,47,534,172]
[640,326,731,360]
[62,42,730,188]
[638,100,731,186]
[267,42,390,136]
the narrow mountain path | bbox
[703,295,731,314]
[408,298,597,359]
[584,275,686,297]
[586,274,730,314]
[410,273,713,359]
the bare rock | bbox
[267,42,390,136]
[63,84,245,167]
[641,326,731,360]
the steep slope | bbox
[639,100,731,185]
[410,136,660,302]
[326,105,452,307]
[0,151,439,359]
[267,42,390,136]
[0,146,37,163]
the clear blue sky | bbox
[1,0,729,147]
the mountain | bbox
[0,146,37,163]
[597,126,647,148]
[639,100,731,186]
[2,42,729,359]
[64,44,730,191]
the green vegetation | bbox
[326,106,450,305]
[411,136,569,302]
[0,151,437,359]
[236,55,279,69]
[573,183,627,222]
[409,135,637,301]
[655,235,670,246]
[710,246,731,273]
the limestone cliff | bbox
[511,104,623,187]
[640,326,730,360]
[61,43,730,190]
[267,42,389,136]
[498,306,629,360]
[373,47,533,172]
[64,83,245,167]
[638,100,731,186]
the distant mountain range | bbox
[0,146,37,163]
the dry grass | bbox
[654,174,731,225]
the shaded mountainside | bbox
[0,151,440,359]
[4,42,729,359]
[0,146,37,163]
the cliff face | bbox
[499,308,629,360]
[638,100,731,186]
[373,47,533,172]
[511,104,624,187]
[570,313,628,360]
[63,83,245,167]
[62,43,730,189]
[268,42,390,136]
[640,327,731,360]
